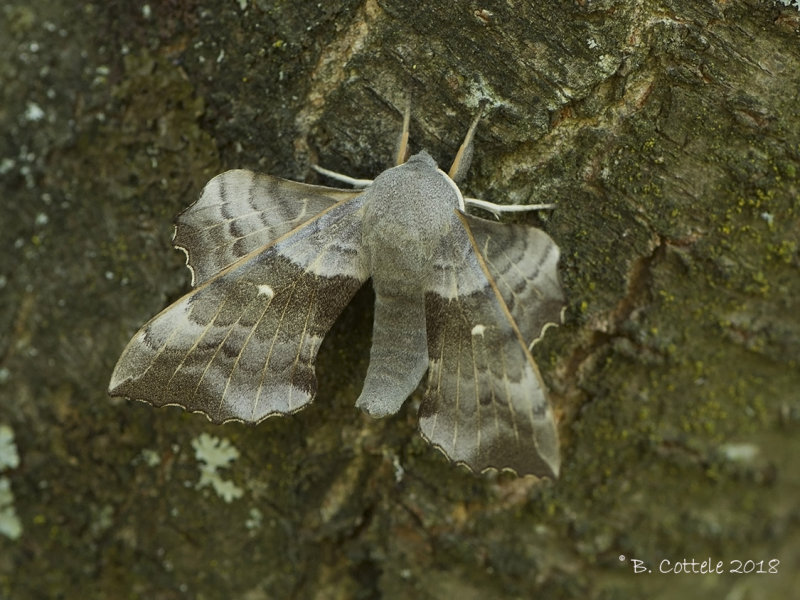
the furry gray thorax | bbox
[361,151,461,292]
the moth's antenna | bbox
[448,103,485,183]
[394,101,411,166]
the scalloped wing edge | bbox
[128,393,316,426]
[417,433,559,479]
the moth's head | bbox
[380,150,465,212]
[404,150,438,169]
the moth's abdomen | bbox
[355,291,428,417]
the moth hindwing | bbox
[109,111,565,478]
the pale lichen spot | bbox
[245,507,263,531]
[0,478,22,540]
[191,433,244,503]
[0,424,22,540]
[720,443,759,463]
[0,425,20,471]
[257,284,275,299]
[24,102,45,122]
[471,324,486,337]
[140,448,161,467]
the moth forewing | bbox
[109,194,369,423]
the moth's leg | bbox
[311,164,373,188]
[394,102,411,166]
[465,197,556,219]
[448,110,482,184]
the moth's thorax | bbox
[362,151,463,288]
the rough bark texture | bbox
[1,0,798,598]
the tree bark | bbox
[1,0,798,598]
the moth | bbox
[109,106,566,478]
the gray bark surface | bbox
[1,0,798,598]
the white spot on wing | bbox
[471,324,486,337]
[257,284,275,298]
